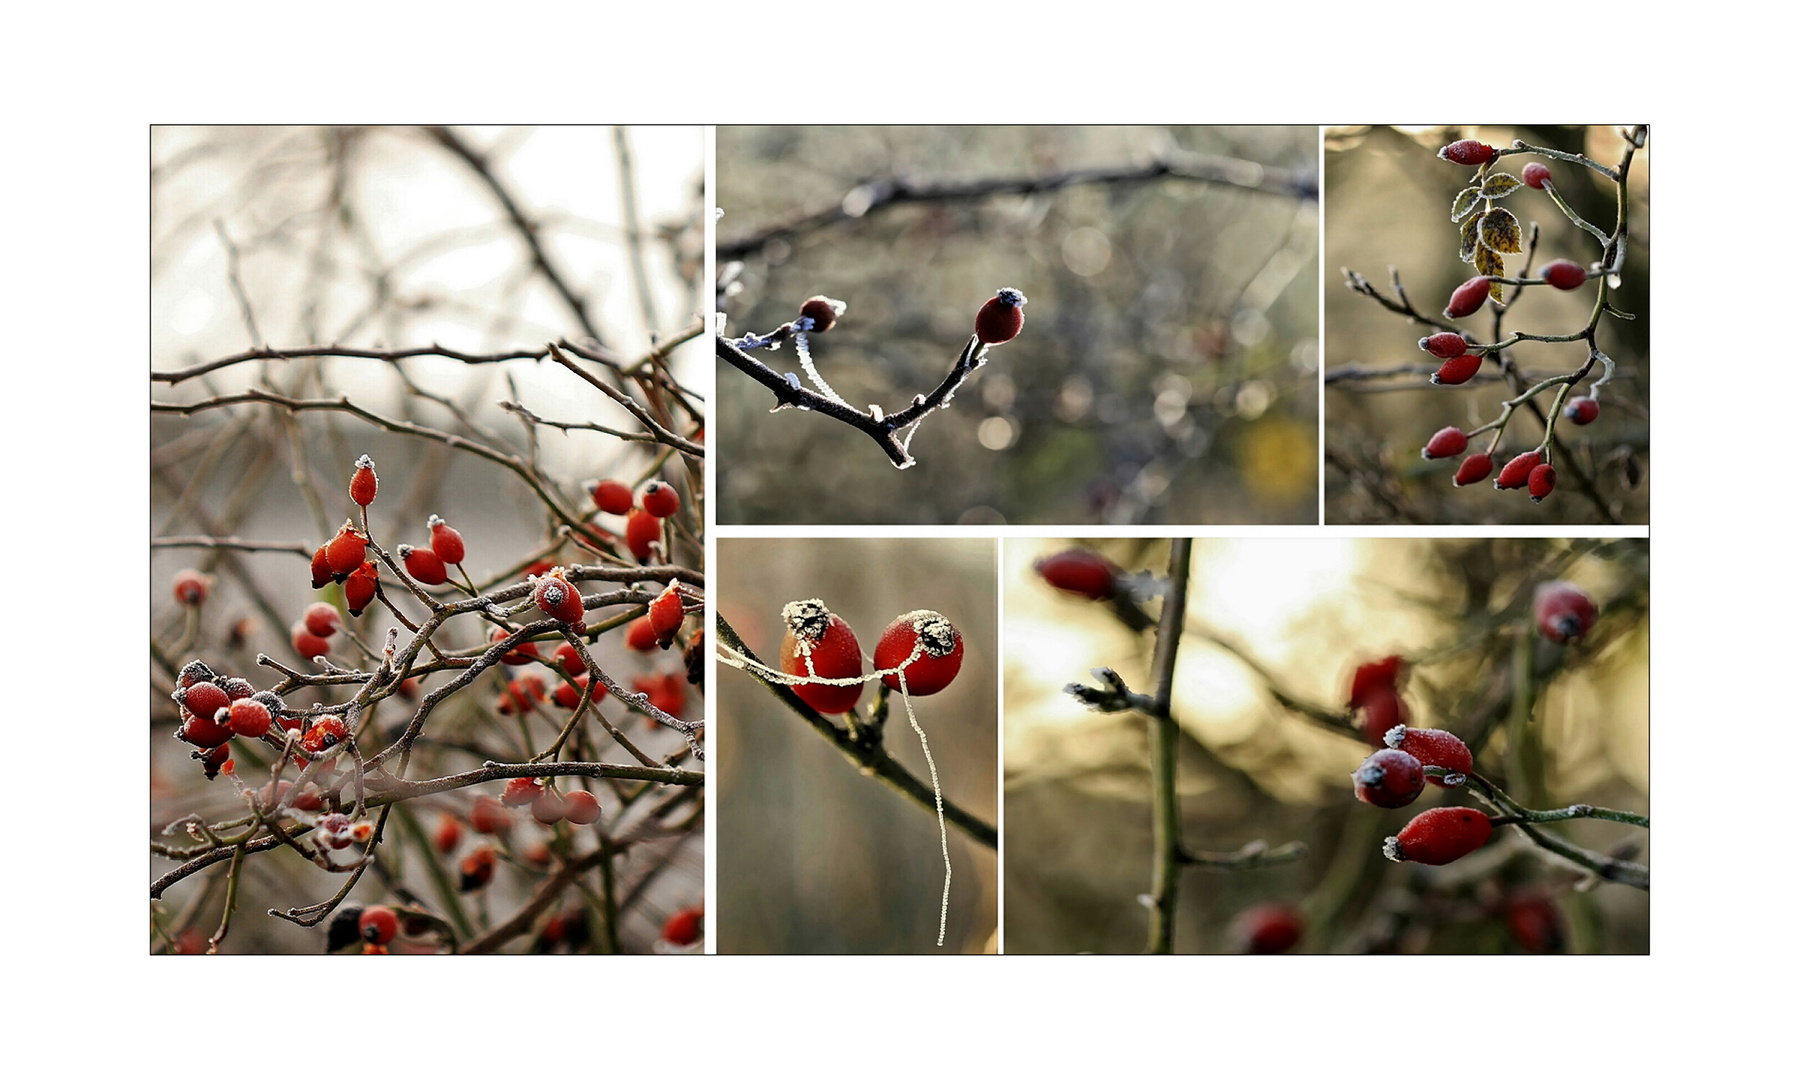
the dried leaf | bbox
[1475,247,1506,301]
[1480,206,1523,254]
[1480,172,1523,199]
[1451,186,1482,223]
[1460,212,1482,263]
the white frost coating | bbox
[1382,836,1405,862]
[794,333,849,406]
[897,668,952,948]
[869,404,884,423]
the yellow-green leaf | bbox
[1475,246,1506,301]
[1480,206,1522,254]
[1451,186,1482,223]
[1460,212,1482,263]
[1480,172,1522,199]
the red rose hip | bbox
[1444,277,1492,320]
[874,610,965,697]
[779,599,864,714]
[1528,463,1557,503]
[1385,806,1494,865]
[1422,427,1469,460]
[798,295,843,333]
[1420,332,1469,360]
[1540,259,1586,290]
[585,479,634,516]
[1454,453,1494,486]
[1439,139,1497,166]
[172,569,211,607]
[427,514,466,565]
[1035,549,1119,600]
[1533,580,1597,644]
[1353,748,1426,809]
[1495,450,1543,490]
[1384,726,1473,786]
[532,567,585,624]
[399,544,449,586]
[625,508,661,562]
[1433,354,1483,386]
[349,454,378,507]
[325,521,367,579]
[1521,162,1552,189]
[640,481,680,519]
[1564,396,1600,425]
[974,287,1027,345]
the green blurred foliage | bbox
[1325,125,1649,524]
[718,126,1319,525]
[1004,538,1648,954]
[716,539,998,953]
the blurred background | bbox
[1005,537,1648,954]
[1325,125,1649,524]
[716,538,998,953]
[717,126,1320,525]
[151,126,706,953]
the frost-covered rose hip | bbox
[1563,396,1600,425]
[1454,453,1494,486]
[1433,354,1483,386]
[325,521,368,579]
[1384,726,1473,787]
[349,454,378,507]
[344,560,379,617]
[1422,427,1469,460]
[1439,139,1496,166]
[1384,806,1493,865]
[1528,463,1557,503]
[874,610,965,696]
[779,599,864,714]
[1353,748,1426,809]
[1494,450,1543,490]
[399,544,449,586]
[532,567,585,624]
[975,287,1027,345]
[585,479,634,516]
[640,481,680,519]
[648,581,685,646]
[1445,277,1492,320]
[625,508,661,562]
[427,514,465,565]
[1521,162,1552,189]
[1420,332,1469,360]
[798,295,844,333]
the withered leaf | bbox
[1480,206,1523,254]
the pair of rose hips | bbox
[311,522,380,614]
[396,515,467,587]
[795,288,1027,348]
[585,479,681,563]
[500,776,603,826]
[776,600,965,714]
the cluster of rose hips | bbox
[583,476,683,563]
[1348,580,1599,867]
[1412,141,1609,506]
[171,658,297,780]
[775,599,966,714]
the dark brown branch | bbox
[719,154,1318,260]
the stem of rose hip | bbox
[1501,141,1621,183]
[1539,182,1611,244]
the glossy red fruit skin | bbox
[649,583,685,645]
[1353,748,1426,808]
[873,610,965,696]
[552,674,590,709]
[1420,332,1469,360]
[1439,139,1496,166]
[1494,450,1544,490]
[662,906,703,946]
[459,847,497,892]
[1358,686,1412,748]
[468,797,511,835]
[359,905,398,945]
[425,515,465,565]
[433,814,462,855]
[626,616,660,652]
[532,568,586,624]
[1232,903,1304,954]
[1347,656,1405,709]
[345,561,379,617]
[798,295,841,333]
[1445,276,1491,319]
[1533,581,1597,644]
[227,698,272,739]
[975,287,1027,345]
[303,602,341,638]
[491,628,539,666]
[349,455,378,507]
[1384,726,1473,787]
[779,601,864,714]
[501,777,544,809]
[1433,354,1483,385]
[1035,549,1119,600]
[625,508,661,562]
[1563,396,1600,425]
[1505,895,1566,954]
[640,481,680,519]
[1454,453,1495,486]
[1528,464,1557,503]
[563,789,602,825]
[1423,427,1469,460]
[172,569,210,606]
[1387,806,1493,865]
[552,642,586,676]
[587,479,634,516]
[1540,259,1586,290]
[400,545,449,586]
[311,544,333,589]
[1521,162,1552,189]
[325,521,368,579]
